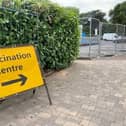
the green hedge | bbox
[0,0,80,70]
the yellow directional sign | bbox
[0,45,44,98]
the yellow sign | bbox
[0,45,44,98]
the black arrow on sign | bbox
[1,74,27,87]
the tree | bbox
[80,10,106,22]
[109,1,126,25]
[80,10,107,35]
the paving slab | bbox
[1,60,126,126]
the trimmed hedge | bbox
[0,0,80,70]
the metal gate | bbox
[79,17,126,59]
[79,17,100,59]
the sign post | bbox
[0,45,52,105]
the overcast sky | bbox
[51,0,125,17]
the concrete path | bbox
[1,60,126,126]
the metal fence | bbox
[79,17,126,59]
[80,17,100,58]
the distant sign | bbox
[0,45,44,98]
[95,28,98,36]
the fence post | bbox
[124,25,125,37]
[98,22,102,57]
[114,24,118,55]
[88,17,92,58]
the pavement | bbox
[1,60,126,126]
[79,40,126,58]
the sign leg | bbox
[44,82,52,105]
[0,99,6,104]
[33,89,36,95]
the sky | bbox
[51,0,125,17]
